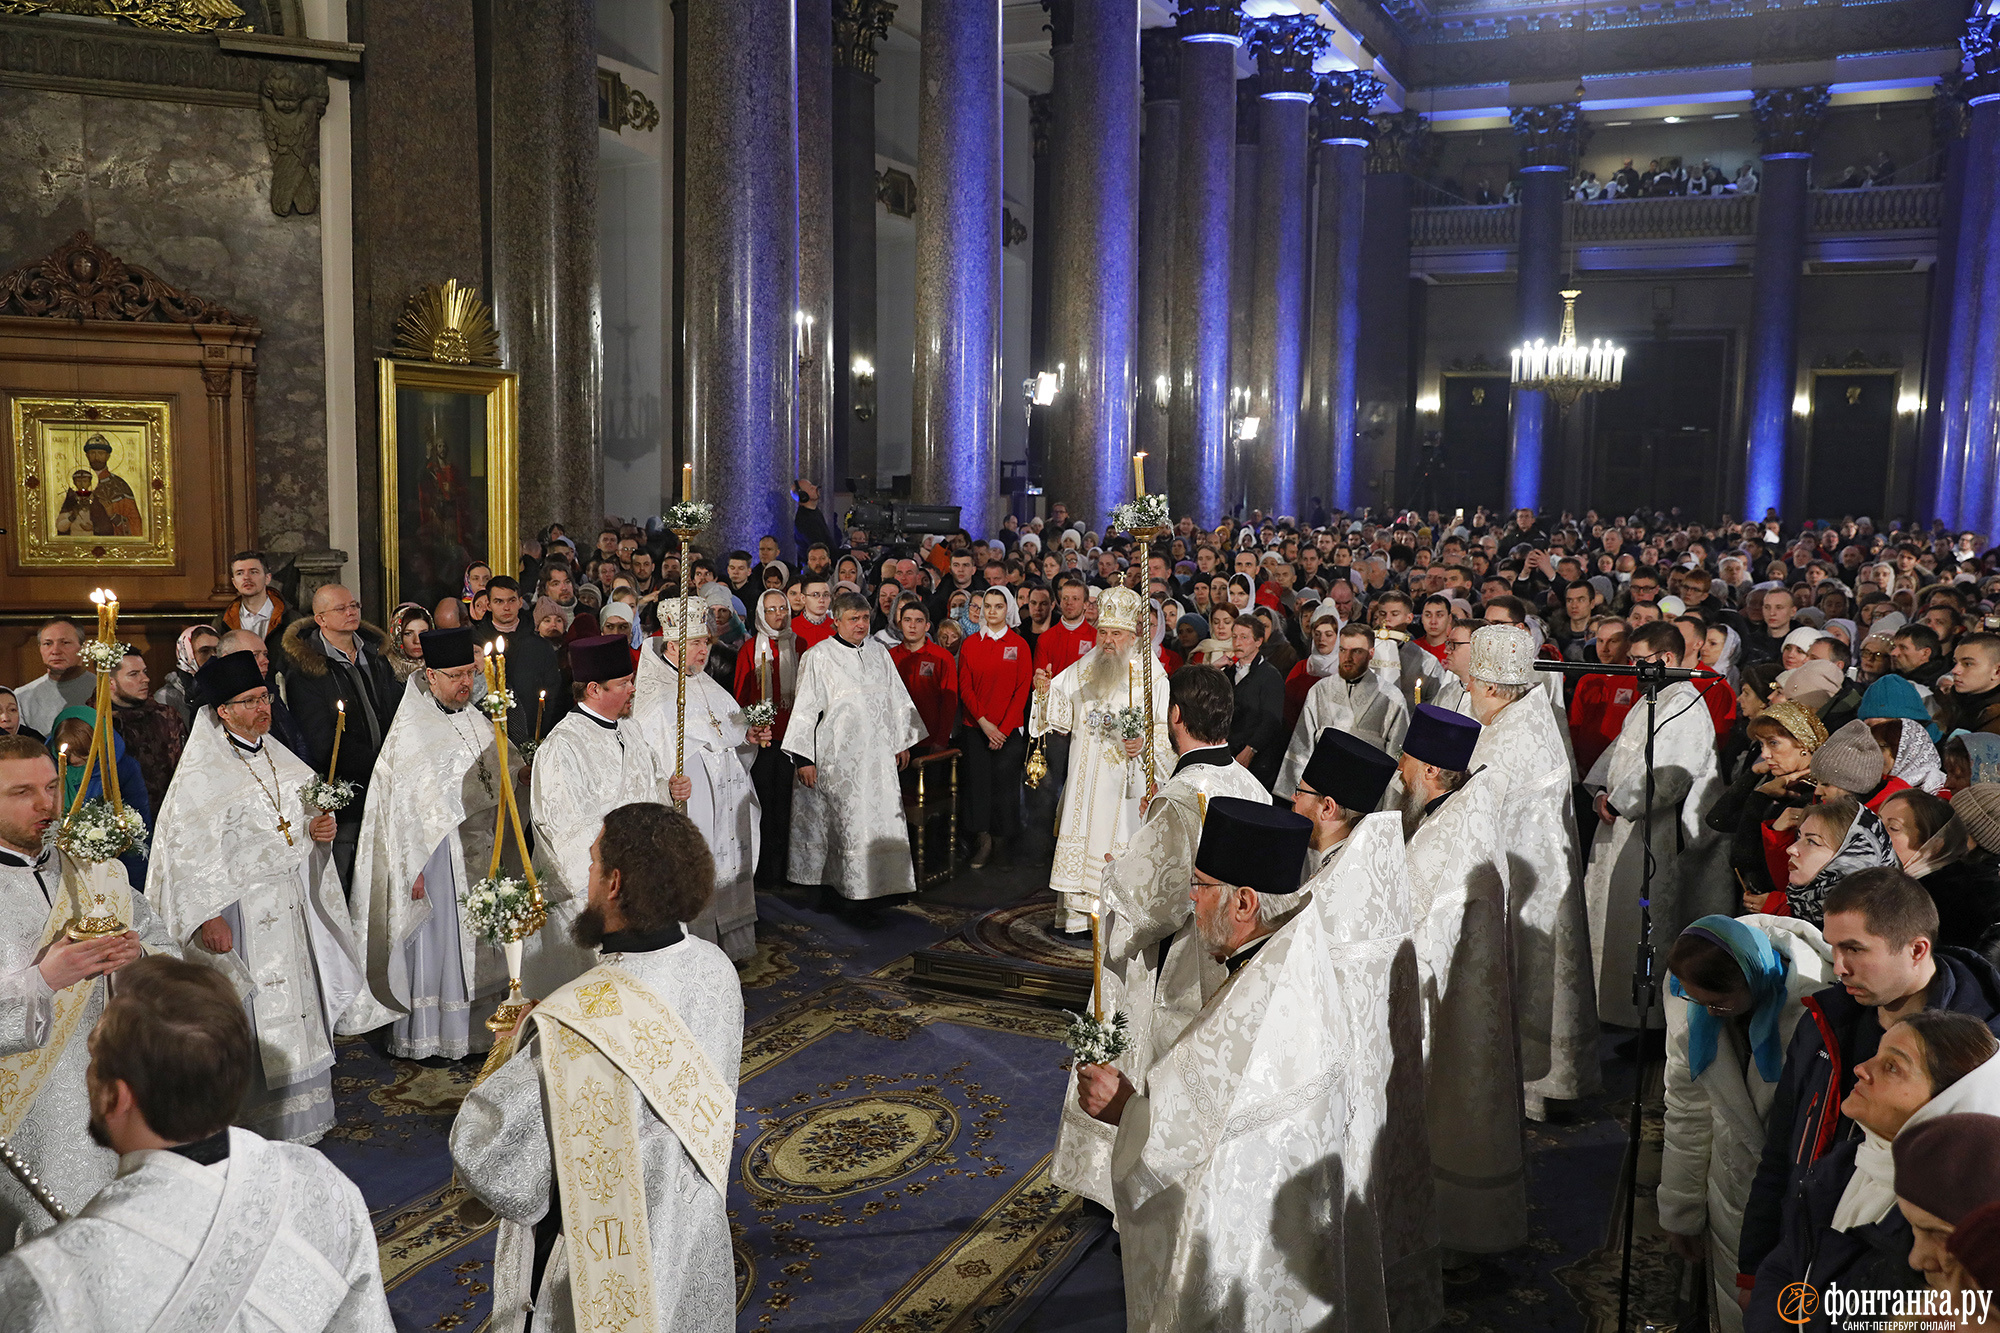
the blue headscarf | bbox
[1958,732,2000,786]
[1859,674,1940,742]
[1668,915,1790,1084]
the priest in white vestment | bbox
[1581,620,1726,1028]
[527,634,661,998]
[1030,586,1172,931]
[1464,625,1602,1113]
[350,627,513,1059]
[1276,622,1409,798]
[147,651,387,1145]
[783,591,926,901]
[0,737,174,1251]
[1289,726,1398,882]
[630,598,768,958]
[1398,705,1528,1258]
[453,802,742,1333]
[0,954,392,1331]
[1053,665,1269,1209]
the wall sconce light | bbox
[1898,391,1921,416]
[1415,392,1441,417]
[1032,371,1060,406]
[1153,373,1170,412]
[1236,415,1261,442]
[851,356,875,421]
[1792,392,1811,418]
[795,310,816,369]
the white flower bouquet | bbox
[460,875,544,945]
[1109,493,1170,534]
[1064,1010,1131,1066]
[78,639,131,673]
[54,801,147,863]
[515,739,540,764]
[742,700,778,728]
[478,688,516,720]
[665,500,714,532]
[301,776,357,812]
[1116,705,1149,740]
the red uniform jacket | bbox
[1569,672,1640,776]
[1692,666,1738,741]
[1283,661,1328,736]
[958,630,1033,737]
[891,640,958,752]
[792,613,836,651]
[1034,619,1097,676]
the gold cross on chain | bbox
[276,814,293,846]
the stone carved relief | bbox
[1369,108,1434,176]
[1243,13,1328,98]
[1965,15,2000,101]
[1510,101,1587,171]
[1002,207,1027,248]
[1314,70,1384,145]
[596,68,658,134]
[259,66,324,216]
[832,0,895,78]
[0,0,249,35]
[0,231,256,326]
[1751,86,1829,155]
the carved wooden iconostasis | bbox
[0,233,260,682]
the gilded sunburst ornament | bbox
[394,278,501,366]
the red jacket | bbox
[792,613,836,651]
[1283,661,1326,736]
[732,639,793,743]
[958,630,1033,736]
[1569,672,1641,776]
[1034,619,1097,676]
[1692,666,1738,741]
[891,640,959,752]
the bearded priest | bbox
[452,802,741,1333]
[1275,622,1409,799]
[1464,624,1602,1116]
[527,634,661,997]
[349,627,513,1060]
[1052,665,1269,1209]
[783,591,926,903]
[631,597,768,959]
[146,651,387,1144]
[0,736,174,1251]
[1029,585,1172,933]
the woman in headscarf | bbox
[1873,717,1948,795]
[700,581,747,691]
[1713,702,1826,908]
[1175,613,1210,661]
[1227,573,1255,613]
[1779,796,1899,925]
[1703,622,1744,691]
[154,623,221,729]
[735,587,800,889]
[0,686,40,744]
[834,553,865,595]
[1941,732,2000,793]
[46,703,152,889]
[1895,1115,2000,1316]
[1659,913,1835,1333]
[1879,790,2000,956]
[1862,673,1942,743]
[384,603,430,683]
[761,559,791,592]
[462,560,493,600]
[1192,604,1236,665]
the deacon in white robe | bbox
[350,629,513,1060]
[146,651,388,1145]
[453,803,742,1333]
[783,592,926,900]
[1053,665,1270,1210]
[1276,623,1410,798]
[0,956,391,1331]
[0,742,174,1251]
[630,598,768,958]
[527,633,662,998]
[1464,624,1602,1112]
[1288,726,1399,884]
[1030,586,1172,931]
[1581,624,1726,1028]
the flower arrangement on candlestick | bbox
[53,800,148,865]
[1108,493,1170,535]
[1064,1009,1131,1067]
[742,700,778,729]
[466,638,549,1082]
[1115,705,1149,740]
[56,590,135,939]
[664,501,713,532]
[300,776,356,813]
[478,686,517,720]
[461,874,544,943]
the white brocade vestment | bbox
[146,713,390,1144]
[1583,679,1727,1028]
[1468,688,1602,1105]
[631,644,760,957]
[782,636,926,900]
[1028,648,1172,931]
[0,1128,393,1332]
[526,709,663,997]
[450,935,744,1333]
[1274,670,1411,798]
[349,675,513,1060]
[1052,748,1269,1210]
[0,850,177,1251]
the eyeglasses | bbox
[318,601,362,617]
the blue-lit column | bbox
[1506,103,1580,514]
[1166,0,1239,522]
[1305,72,1381,514]
[1227,76,1260,512]
[1917,72,1971,521]
[1742,87,1827,521]
[1944,26,2000,532]
[1358,110,1426,514]
[1136,27,1180,476]
[1044,0,1140,527]
[684,0,797,555]
[910,0,1001,530]
[1242,15,1324,519]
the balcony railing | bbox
[1411,183,1941,248]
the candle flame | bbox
[89,589,104,606]
[495,635,507,655]
[337,699,344,712]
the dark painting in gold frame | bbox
[377,358,518,610]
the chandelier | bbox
[1510,289,1623,409]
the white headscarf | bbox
[976,585,1021,636]
[1890,718,1947,794]
[1834,1048,2000,1231]
[752,589,800,700]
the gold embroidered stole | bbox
[0,860,131,1137]
[533,963,734,1332]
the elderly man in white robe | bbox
[1398,704,1528,1261]
[1030,585,1173,932]
[527,634,662,997]
[1053,664,1269,1210]
[1289,726,1399,882]
[631,597,769,959]
[0,736,175,1251]
[1079,802,1441,1333]
[350,626,513,1060]
[1465,623,1602,1116]
[453,802,742,1333]
[1581,618,1727,1028]
[785,591,926,902]
[147,651,385,1145]
[1276,621,1409,798]
[0,955,392,1330]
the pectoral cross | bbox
[276,814,293,846]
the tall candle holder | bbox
[663,494,715,815]
[58,589,138,940]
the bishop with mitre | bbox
[146,650,386,1144]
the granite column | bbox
[1936,24,2000,531]
[832,0,894,494]
[1919,76,1973,524]
[1227,77,1260,515]
[1305,73,1381,513]
[486,0,601,535]
[1166,0,1239,522]
[1742,87,1827,521]
[910,0,1001,530]
[1506,103,1583,514]
[1136,28,1180,483]
[684,0,799,554]
[1356,111,1425,516]
[798,0,835,502]
[1028,93,1054,490]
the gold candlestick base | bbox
[485,978,529,1036]
[65,909,129,942]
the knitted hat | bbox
[532,596,564,624]
[1949,1200,2000,1290]
[1952,783,2000,855]
[1892,1113,2000,1223]
[1776,660,1846,712]
[1809,719,1886,794]
[1469,624,1535,686]
[1097,585,1141,633]
[1783,627,1827,655]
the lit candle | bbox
[1132,452,1147,496]
[494,636,508,694]
[534,689,546,746]
[89,589,107,640]
[682,463,693,502]
[760,653,772,704]
[327,699,345,780]
[103,589,118,638]
[1089,911,1104,1022]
